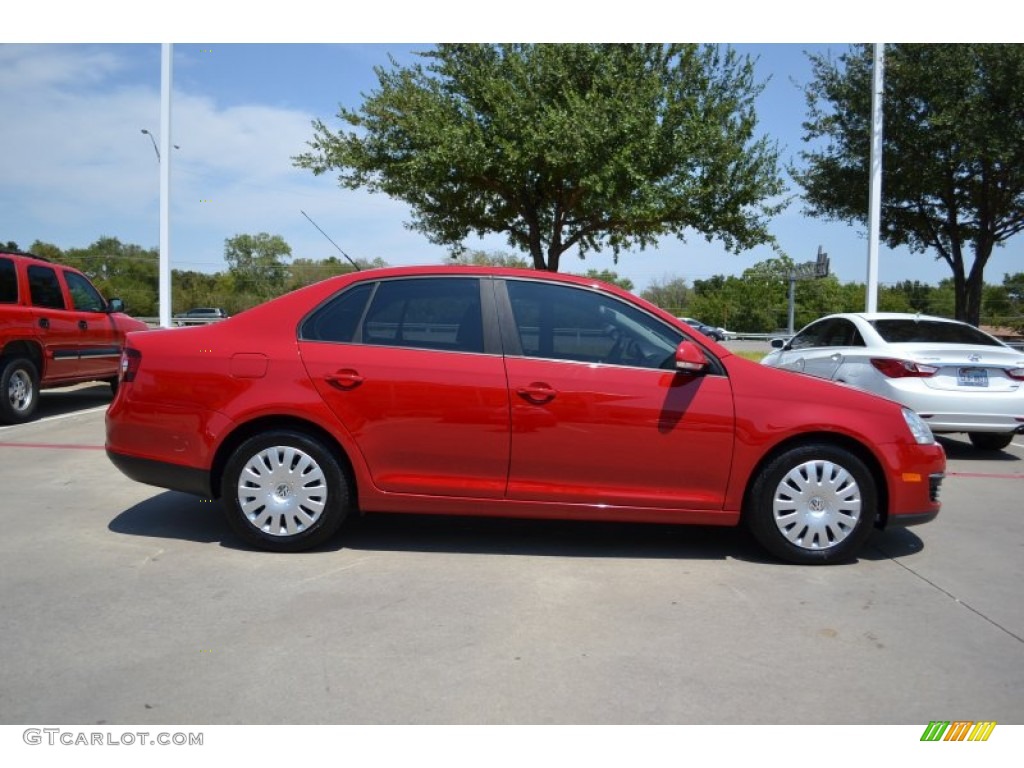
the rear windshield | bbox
[870,319,1003,346]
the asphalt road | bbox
[0,384,1022,725]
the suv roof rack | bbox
[0,249,51,263]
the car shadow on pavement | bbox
[936,435,1021,462]
[34,383,113,420]
[107,491,925,565]
[108,491,229,545]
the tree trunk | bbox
[958,238,993,327]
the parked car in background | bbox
[173,307,229,325]
[678,317,726,341]
[106,267,944,564]
[761,312,1024,451]
[1,249,148,423]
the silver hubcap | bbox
[8,370,33,413]
[772,460,862,551]
[236,446,328,537]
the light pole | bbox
[140,128,178,161]
[140,128,160,160]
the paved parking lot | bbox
[1,383,1022,724]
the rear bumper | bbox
[107,450,214,498]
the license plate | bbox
[957,367,989,387]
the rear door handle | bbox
[38,317,50,329]
[325,370,364,390]
[516,383,557,404]
[79,320,88,330]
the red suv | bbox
[106,266,945,564]
[1,249,149,423]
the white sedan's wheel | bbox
[222,430,351,551]
[746,444,877,564]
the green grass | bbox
[731,350,767,362]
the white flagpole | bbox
[865,43,884,313]
[159,43,173,328]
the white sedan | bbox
[761,312,1024,450]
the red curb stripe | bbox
[0,442,106,451]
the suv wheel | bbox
[1,357,40,424]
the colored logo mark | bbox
[920,721,997,742]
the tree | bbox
[224,233,292,300]
[295,44,784,272]
[580,269,634,292]
[798,44,1024,325]
[446,249,530,268]
[641,276,694,316]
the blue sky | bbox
[3,7,1020,295]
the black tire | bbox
[107,376,119,397]
[1,357,40,424]
[220,430,352,552]
[745,443,877,565]
[968,432,1014,451]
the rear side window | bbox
[363,278,483,353]
[27,265,65,310]
[65,271,106,312]
[0,258,16,303]
[300,283,374,343]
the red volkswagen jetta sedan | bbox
[106,267,944,564]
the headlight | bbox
[902,408,935,445]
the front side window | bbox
[0,258,16,303]
[363,278,484,353]
[788,320,831,350]
[506,280,681,369]
[27,265,65,310]
[64,271,106,312]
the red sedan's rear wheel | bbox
[221,430,352,552]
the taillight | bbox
[120,348,141,382]
[1007,367,1024,381]
[870,358,939,378]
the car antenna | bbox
[300,210,361,271]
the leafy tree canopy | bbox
[295,43,785,272]
[797,43,1024,325]
[224,232,292,299]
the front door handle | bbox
[79,320,88,330]
[325,369,364,390]
[516,383,557,405]
[38,317,50,330]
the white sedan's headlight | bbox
[902,408,935,445]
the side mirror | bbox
[770,337,786,350]
[674,340,708,374]
[107,298,125,314]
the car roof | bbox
[816,312,968,325]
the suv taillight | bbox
[120,348,141,382]
[870,358,939,378]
